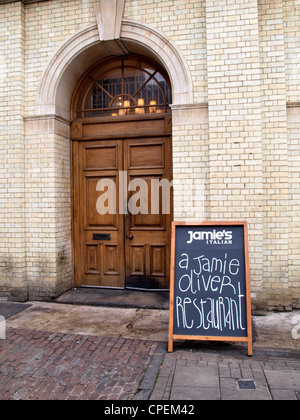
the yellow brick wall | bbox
[0,1,27,301]
[25,0,96,115]
[124,0,207,104]
[284,0,300,309]
[206,0,265,308]
[172,122,209,221]
[0,0,299,309]
[259,0,290,309]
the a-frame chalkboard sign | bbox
[168,222,253,356]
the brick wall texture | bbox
[0,0,299,311]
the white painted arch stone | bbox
[36,20,194,120]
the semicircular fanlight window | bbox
[75,57,172,119]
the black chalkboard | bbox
[168,222,252,356]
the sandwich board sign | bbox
[168,222,253,356]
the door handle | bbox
[127,235,134,240]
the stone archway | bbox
[70,55,174,290]
[29,13,194,298]
[36,19,193,120]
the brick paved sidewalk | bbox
[0,328,157,400]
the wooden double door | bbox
[72,134,172,290]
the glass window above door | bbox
[74,57,172,119]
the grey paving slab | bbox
[271,389,298,401]
[172,365,219,389]
[264,370,300,392]
[170,386,220,400]
[220,377,272,400]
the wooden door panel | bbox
[124,137,172,290]
[85,244,100,275]
[85,175,119,230]
[84,144,119,170]
[131,213,165,231]
[73,129,172,290]
[128,174,167,231]
[150,244,167,277]
[129,245,146,276]
[127,142,165,169]
[74,140,125,288]
[125,234,170,289]
[103,244,122,276]
[82,118,165,138]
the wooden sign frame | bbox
[168,221,253,356]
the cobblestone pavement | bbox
[0,328,157,400]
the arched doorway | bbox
[71,55,173,290]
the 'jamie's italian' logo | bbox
[187,230,233,245]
